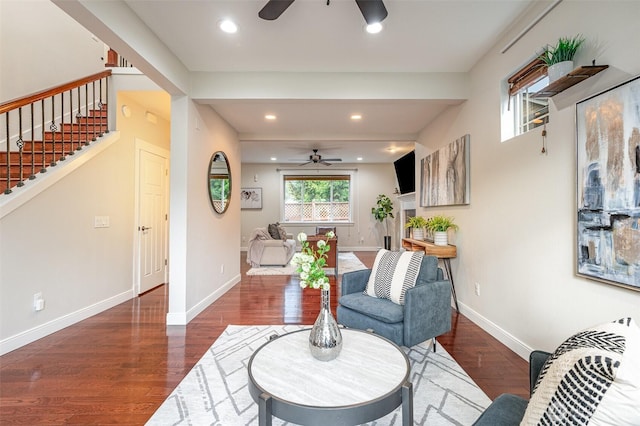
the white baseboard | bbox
[166,274,242,326]
[0,288,134,356]
[457,301,532,360]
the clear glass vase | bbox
[309,288,343,361]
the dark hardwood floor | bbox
[0,252,529,425]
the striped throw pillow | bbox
[364,249,424,305]
[521,317,640,425]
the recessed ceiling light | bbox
[270,157,277,161]
[219,19,238,34]
[265,114,276,120]
[366,23,383,34]
[357,157,363,161]
[351,114,362,120]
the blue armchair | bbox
[337,255,452,348]
[472,350,551,425]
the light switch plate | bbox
[94,216,110,228]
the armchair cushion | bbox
[338,294,404,323]
[521,317,640,426]
[364,249,424,305]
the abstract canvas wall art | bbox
[420,134,470,207]
[576,75,640,290]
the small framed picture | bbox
[241,187,262,209]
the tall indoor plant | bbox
[539,34,585,83]
[371,194,395,250]
[426,215,459,246]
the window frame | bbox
[279,170,355,225]
[502,56,550,141]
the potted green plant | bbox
[405,216,428,240]
[539,34,585,83]
[371,194,395,250]
[425,215,459,246]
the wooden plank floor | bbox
[0,252,529,424]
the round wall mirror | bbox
[208,151,231,214]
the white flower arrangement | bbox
[291,231,335,290]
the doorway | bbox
[135,138,169,295]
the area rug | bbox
[246,252,367,276]
[146,325,491,425]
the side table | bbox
[402,238,459,311]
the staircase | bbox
[0,71,111,195]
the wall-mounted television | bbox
[393,150,415,194]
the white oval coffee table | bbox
[247,328,413,425]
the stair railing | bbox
[0,70,111,195]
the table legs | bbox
[442,258,459,311]
[259,393,272,426]
[402,381,414,426]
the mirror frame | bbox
[208,151,231,214]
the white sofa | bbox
[246,227,296,267]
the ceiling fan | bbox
[258,0,388,25]
[296,149,343,166]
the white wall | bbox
[0,0,104,102]
[166,99,242,324]
[0,21,171,354]
[240,163,398,251]
[416,1,640,357]
[0,96,170,353]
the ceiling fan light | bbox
[366,23,383,34]
[219,19,238,34]
[356,0,388,25]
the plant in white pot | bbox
[405,216,428,241]
[425,215,459,246]
[539,34,585,83]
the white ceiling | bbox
[66,0,535,163]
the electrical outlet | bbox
[474,282,481,296]
[33,293,45,311]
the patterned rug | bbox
[246,252,367,276]
[146,325,491,425]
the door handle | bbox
[140,226,152,231]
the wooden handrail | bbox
[0,70,112,114]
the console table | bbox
[306,235,338,275]
[247,328,413,425]
[402,238,459,311]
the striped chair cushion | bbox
[364,249,424,305]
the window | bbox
[504,57,549,140]
[281,173,353,223]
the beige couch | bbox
[246,227,296,267]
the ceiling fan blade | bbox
[355,0,388,25]
[297,161,312,166]
[322,158,342,162]
[259,0,295,20]
[320,161,332,166]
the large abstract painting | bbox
[576,75,640,291]
[420,134,470,207]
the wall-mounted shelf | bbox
[532,65,609,98]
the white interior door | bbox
[136,143,168,295]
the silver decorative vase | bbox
[309,288,343,361]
